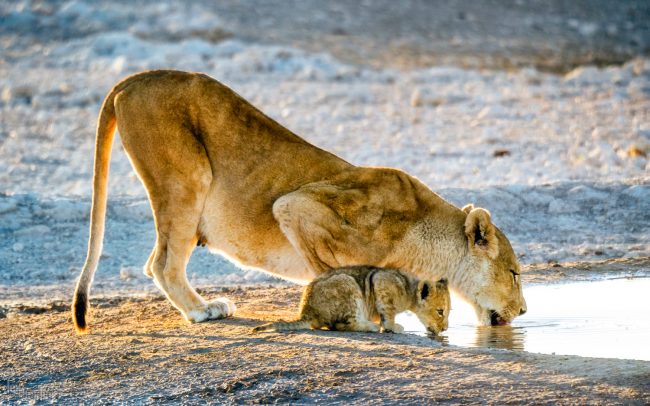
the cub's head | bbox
[461,204,527,326]
[412,278,450,335]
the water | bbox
[396,277,650,360]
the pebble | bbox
[0,200,18,215]
[15,225,51,237]
[1,85,33,105]
[410,87,444,107]
[12,243,24,252]
[111,201,153,221]
[120,267,137,280]
[567,185,609,202]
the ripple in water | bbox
[396,277,650,360]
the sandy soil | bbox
[1,270,649,404]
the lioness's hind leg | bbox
[143,244,156,278]
[148,190,236,323]
[116,104,234,322]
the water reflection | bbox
[472,325,525,350]
[408,322,525,351]
[422,320,526,351]
[397,277,650,361]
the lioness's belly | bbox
[198,189,316,285]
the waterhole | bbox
[396,277,650,360]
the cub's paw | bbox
[186,298,236,323]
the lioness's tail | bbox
[252,320,312,333]
[71,79,121,334]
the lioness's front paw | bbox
[186,298,236,323]
[210,297,237,317]
[382,323,404,334]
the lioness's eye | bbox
[510,269,519,283]
[437,309,444,317]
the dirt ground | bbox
[2,264,649,405]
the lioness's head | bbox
[461,204,527,326]
[412,278,450,335]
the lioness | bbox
[72,70,526,332]
[252,266,450,335]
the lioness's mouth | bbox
[489,310,509,326]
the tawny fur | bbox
[73,70,526,333]
[252,266,450,335]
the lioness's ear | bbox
[435,278,448,290]
[464,207,499,259]
[419,280,430,301]
[461,203,474,214]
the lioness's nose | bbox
[519,308,527,315]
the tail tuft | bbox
[252,323,274,333]
[72,291,89,334]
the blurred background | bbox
[3,1,649,71]
[0,1,649,300]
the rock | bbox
[1,85,33,105]
[35,200,89,222]
[223,273,244,284]
[564,66,605,84]
[410,87,443,107]
[120,267,133,280]
[627,145,647,158]
[622,185,650,200]
[12,243,24,252]
[493,149,511,158]
[57,1,94,19]
[520,191,554,206]
[475,188,521,213]
[0,200,18,215]
[15,225,51,237]
[578,22,599,37]
[111,56,127,74]
[548,199,579,214]
[111,200,153,221]
[567,185,609,202]
[586,141,620,168]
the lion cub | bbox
[253,266,450,335]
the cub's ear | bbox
[418,280,430,301]
[464,207,499,259]
[461,203,475,214]
[435,278,448,290]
